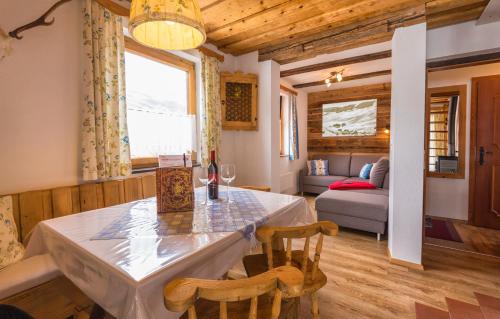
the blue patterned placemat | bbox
[91,189,268,240]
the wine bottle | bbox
[208,150,219,200]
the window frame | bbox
[124,37,197,170]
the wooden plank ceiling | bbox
[197,0,489,64]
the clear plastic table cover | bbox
[25,187,315,319]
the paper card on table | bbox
[158,155,192,168]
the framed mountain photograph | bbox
[322,99,377,137]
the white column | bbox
[388,23,427,265]
[258,60,281,192]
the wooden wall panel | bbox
[79,183,104,212]
[51,187,75,218]
[19,191,53,240]
[102,180,125,207]
[308,83,391,154]
[124,177,143,202]
[141,174,156,198]
[3,173,158,241]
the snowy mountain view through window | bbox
[125,51,195,158]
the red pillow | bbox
[329,180,376,190]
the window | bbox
[124,38,196,169]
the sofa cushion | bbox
[0,196,25,270]
[383,171,390,189]
[315,190,389,222]
[350,154,387,177]
[302,175,347,187]
[0,254,60,300]
[369,157,389,188]
[307,160,329,176]
[312,154,350,176]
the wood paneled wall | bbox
[307,83,391,154]
[4,173,156,241]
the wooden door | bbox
[470,75,500,229]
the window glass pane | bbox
[125,51,194,158]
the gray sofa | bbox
[299,153,389,240]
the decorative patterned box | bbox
[156,167,194,213]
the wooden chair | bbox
[238,186,271,192]
[164,266,304,319]
[242,221,338,319]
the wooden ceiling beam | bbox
[259,5,425,64]
[427,49,500,71]
[292,69,391,89]
[426,1,488,29]
[211,0,380,48]
[280,50,391,78]
[202,0,290,33]
[425,0,487,15]
[216,0,424,55]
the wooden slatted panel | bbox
[51,187,75,218]
[124,177,143,202]
[19,191,53,240]
[71,186,81,213]
[102,180,125,207]
[79,183,104,212]
[141,174,156,198]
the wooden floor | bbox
[280,196,500,319]
[424,217,500,258]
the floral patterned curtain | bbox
[289,94,300,160]
[200,54,222,167]
[81,0,131,181]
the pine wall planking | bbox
[307,83,391,155]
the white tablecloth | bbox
[25,188,315,319]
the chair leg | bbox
[377,233,381,241]
[311,292,320,319]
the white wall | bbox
[218,52,284,191]
[388,23,427,265]
[0,0,82,194]
[427,20,500,59]
[426,62,500,220]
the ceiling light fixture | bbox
[129,0,206,51]
[324,70,344,87]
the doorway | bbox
[423,63,500,259]
[469,75,500,230]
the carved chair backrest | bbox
[164,266,304,319]
[256,221,338,280]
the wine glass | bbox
[221,164,236,203]
[198,169,214,205]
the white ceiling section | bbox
[280,41,392,93]
[477,0,500,25]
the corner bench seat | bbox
[0,254,60,300]
[316,189,389,235]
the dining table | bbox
[24,187,315,319]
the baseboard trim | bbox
[387,247,425,271]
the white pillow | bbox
[0,196,25,269]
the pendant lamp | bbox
[129,0,206,51]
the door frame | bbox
[468,74,500,225]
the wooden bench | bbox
[0,173,156,319]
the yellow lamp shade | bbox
[129,0,206,51]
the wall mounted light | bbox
[384,125,390,134]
